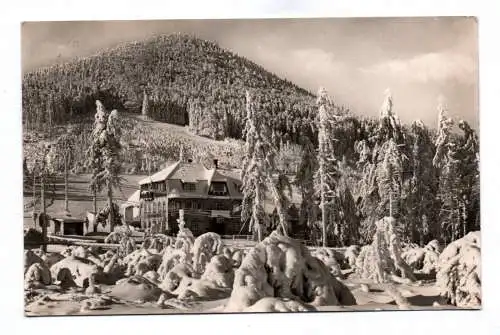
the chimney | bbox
[213,159,218,169]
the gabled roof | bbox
[138,161,180,185]
[138,160,243,198]
[168,162,211,183]
[121,190,141,208]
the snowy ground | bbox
[24,244,467,317]
[24,276,461,316]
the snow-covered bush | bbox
[50,256,102,288]
[225,231,356,312]
[436,231,481,308]
[355,217,415,283]
[159,263,231,301]
[344,245,360,269]
[192,232,224,274]
[402,239,441,275]
[123,248,162,277]
[24,263,51,289]
[200,255,234,288]
[311,248,343,277]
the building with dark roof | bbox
[138,159,245,236]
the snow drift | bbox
[436,231,481,308]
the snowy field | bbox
[23,219,480,316]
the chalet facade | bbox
[138,159,244,236]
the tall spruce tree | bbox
[314,87,338,247]
[87,100,123,231]
[295,135,318,237]
[407,120,438,244]
[241,91,289,241]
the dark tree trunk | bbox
[64,154,69,213]
[108,185,114,232]
[41,175,47,252]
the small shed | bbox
[50,216,86,236]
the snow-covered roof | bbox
[138,161,180,185]
[121,190,141,208]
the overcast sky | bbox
[22,17,479,129]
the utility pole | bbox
[64,151,69,213]
[40,172,47,252]
[165,185,169,234]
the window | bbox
[185,200,192,209]
[183,183,196,192]
[209,182,228,196]
[215,202,225,210]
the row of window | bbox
[141,200,230,214]
[142,181,242,196]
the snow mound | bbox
[242,297,316,313]
[50,256,101,288]
[355,217,415,283]
[225,231,356,312]
[160,263,231,301]
[311,248,343,277]
[110,276,163,303]
[436,231,481,308]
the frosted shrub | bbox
[50,256,102,288]
[159,262,232,301]
[192,232,224,274]
[402,239,441,275]
[123,248,162,277]
[436,231,481,308]
[311,248,343,277]
[24,263,51,289]
[344,245,360,269]
[355,217,415,283]
[225,231,356,312]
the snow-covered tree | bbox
[141,90,150,119]
[378,89,404,143]
[241,91,290,241]
[47,126,77,214]
[358,90,408,242]
[87,100,123,231]
[406,120,438,245]
[433,101,454,168]
[295,135,318,235]
[314,87,339,247]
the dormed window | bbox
[209,182,228,196]
[182,182,196,192]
